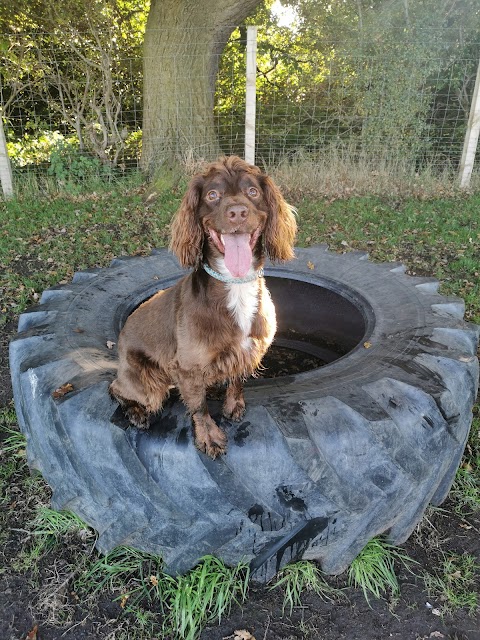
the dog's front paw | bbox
[193,415,227,459]
[223,400,246,422]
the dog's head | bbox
[170,156,296,277]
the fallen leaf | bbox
[150,575,159,586]
[144,191,158,204]
[363,341,372,349]
[234,631,256,640]
[73,327,85,333]
[106,340,116,350]
[52,383,74,399]
[26,625,38,640]
[120,594,129,609]
[307,261,315,270]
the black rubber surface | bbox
[9,246,480,582]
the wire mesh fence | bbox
[1,20,479,192]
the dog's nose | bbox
[227,204,248,223]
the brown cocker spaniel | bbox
[109,156,296,458]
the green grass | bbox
[348,537,417,603]
[11,507,95,575]
[0,184,180,317]
[30,507,95,549]
[296,195,480,324]
[269,560,343,614]
[451,413,480,515]
[162,555,249,640]
[0,407,27,504]
[0,413,25,455]
[76,545,163,605]
[76,547,249,640]
[424,552,480,615]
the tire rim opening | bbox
[260,275,370,378]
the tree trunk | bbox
[141,0,262,174]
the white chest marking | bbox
[215,260,259,339]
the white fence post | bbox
[0,112,14,199]
[245,25,258,166]
[459,58,480,189]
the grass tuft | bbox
[161,555,249,640]
[77,549,249,640]
[269,560,342,615]
[32,507,93,540]
[0,407,27,506]
[76,545,163,610]
[28,508,96,558]
[348,537,417,604]
[451,415,480,516]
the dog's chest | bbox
[225,280,259,339]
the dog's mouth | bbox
[208,227,262,278]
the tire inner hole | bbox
[258,276,368,378]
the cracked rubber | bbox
[9,245,479,582]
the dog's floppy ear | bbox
[261,175,297,262]
[169,175,204,268]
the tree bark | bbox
[141,0,262,174]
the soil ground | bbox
[1,313,479,640]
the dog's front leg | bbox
[171,363,227,459]
[223,378,246,421]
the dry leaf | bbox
[52,383,74,399]
[307,261,315,270]
[150,575,159,586]
[106,340,116,350]
[26,625,38,640]
[234,631,256,640]
[363,341,372,349]
[120,594,129,609]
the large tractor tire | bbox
[10,246,479,582]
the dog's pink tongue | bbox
[222,233,252,278]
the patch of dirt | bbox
[0,319,15,408]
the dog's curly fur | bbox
[109,156,296,458]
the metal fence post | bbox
[245,26,258,166]
[459,58,480,189]
[0,112,14,199]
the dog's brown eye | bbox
[248,187,259,197]
[207,190,220,201]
